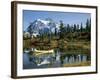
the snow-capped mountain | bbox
[26,18,60,36]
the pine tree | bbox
[89,18,91,32]
[66,24,70,33]
[73,24,77,32]
[76,24,79,32]
[55,27,57,36]
[86,19,90,32]
[80,22,83,32]
[59,20,64,39]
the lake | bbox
[23,48,91,69]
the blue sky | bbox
[23,10,91,31]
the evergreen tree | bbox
[59,20,65,39]
[70,25,74,33]
[66,24,70,33]
[55,27,57,36]
[80,22,83,32]
[73,24,77,32]
[86,19,90,32]
[76,24,79,32]
[89,18,91,32]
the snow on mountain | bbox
[37,19,50,25]
[26,18,60,36]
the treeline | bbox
[57,18,91,41]
[24,18,91,42]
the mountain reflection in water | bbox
[23,48,90,69]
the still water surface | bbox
[23,48,90,69]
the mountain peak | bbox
[36,18,50,25]
[26,18,59,37]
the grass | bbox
[23,38,90,54]
[23,39,31,49]
[63,61,91,67]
